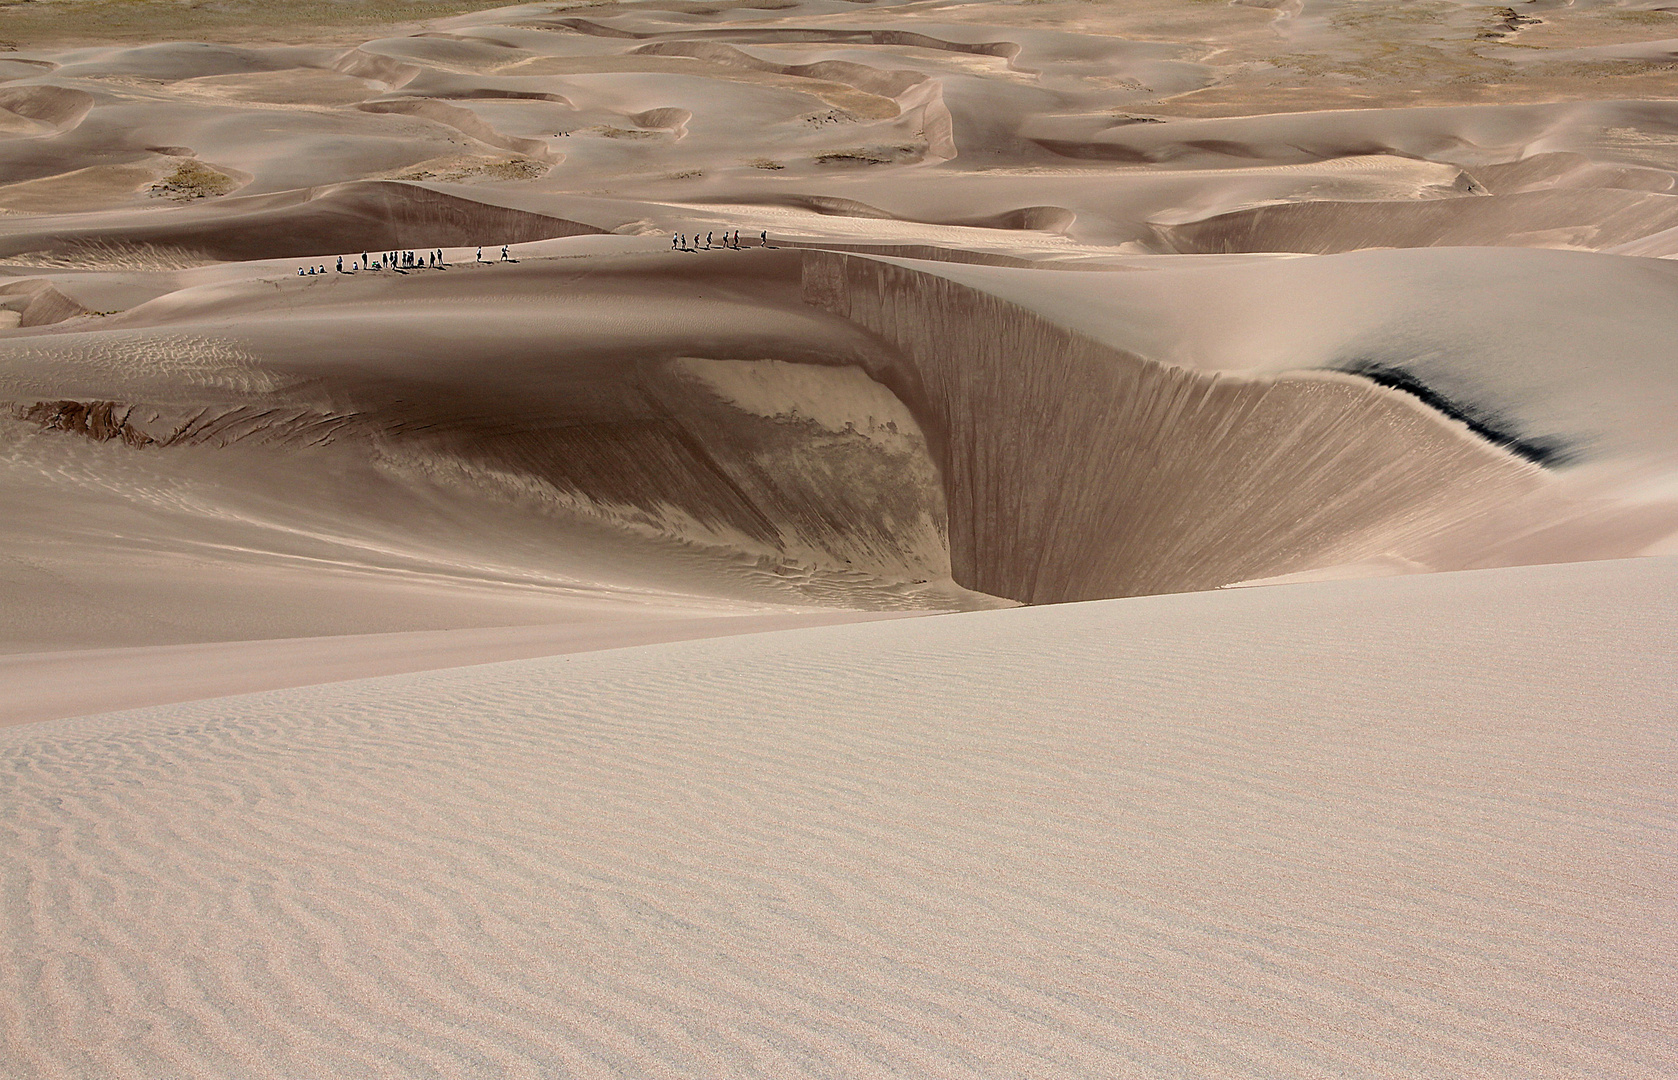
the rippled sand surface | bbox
[3,559,1674,1078]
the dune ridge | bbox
[802,250,1547,603]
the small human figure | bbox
[477,247,483,263]
[361,253,368,269]
[761,230,769,246]
[502,245,510,262]
[672,233,679,250]
[298,268,305,276]
[336,256,344,273]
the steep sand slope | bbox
[5,0,1678,630]
[6,239,1675,634]
[2,557,1673,1078]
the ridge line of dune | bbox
[800,249,1548,603]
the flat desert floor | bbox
[1,0,1675,1075]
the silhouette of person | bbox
[477,247,483,263]
[761,230,769,246]
[298,268,305,276]
[502,245,510,261]
[336,256,344,273]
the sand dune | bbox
[8,240,1671,618]
[2,559,1672,1078]
[4,2,1677,1071]
[0,182,603,264]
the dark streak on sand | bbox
[1342,360,1576,467]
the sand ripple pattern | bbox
[2,557,1674,1078]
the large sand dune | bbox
[3,0,1676,1072]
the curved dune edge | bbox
[1,244,1612,616]
[1,558,1671,1077]
[0,610,926,727]
[802,250,1546,604]
[0,182,605,263]
[1155,189,1678,255]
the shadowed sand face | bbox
[3,0,1678,648]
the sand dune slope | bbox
[5,239,1675,635]
[2,557,1673,1078]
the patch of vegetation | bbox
[396,156,549,182]
[1613,9,1678,26]
[149,160,237,200]
[814,144,922,166]
[747,158,785,170]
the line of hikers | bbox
[297,246,516,276]
[672,230,773,252]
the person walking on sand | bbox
[336,256,344,273]
[502,245,511,262]
[761,230,771,248]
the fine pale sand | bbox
[0,609,925,727]
[2,558,1674,1078]
[5,0,1678,1073]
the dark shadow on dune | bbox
[3,252,1562,607]
[949,205,1076,233]
[0,280,88,327]
[801,251,1544,603]
[1340,361,1575,467]
[0,182,604,264]
[0,85,95,132]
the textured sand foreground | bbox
[3,557,1674,1079]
